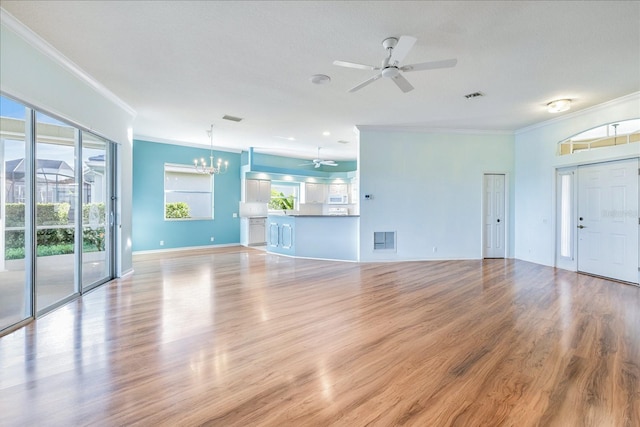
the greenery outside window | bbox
[164,163,213,220]
[269,182,299,211]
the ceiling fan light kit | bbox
[333,35,458,93]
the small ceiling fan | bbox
[299,147,338,168]
[333,36,457,93]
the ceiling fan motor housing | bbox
[382,37,398,49]
[382,67,400,78]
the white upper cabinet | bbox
[245,179,271,203]
[328,183,349,196]
[303,182,326,203]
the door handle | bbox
[577,225,586,229]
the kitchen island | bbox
[267,214,359,261]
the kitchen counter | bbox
[267,214,358,261]
[284,214,360,217]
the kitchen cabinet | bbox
[266,214,358,261]
[304,182,325,204]
[268,216,295,255]
[249,217,266,245]
[245,179,271,203]
[328,183,349,196]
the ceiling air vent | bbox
[337,140,350,144]
[222,115,243,122]
[464,92,484,99]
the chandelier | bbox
[194,124,228,174]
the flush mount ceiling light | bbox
[547,99,571,113]
[310,74,331,85]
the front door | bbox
[483,174,506,258]
[577,159,639,283]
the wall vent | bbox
[222,115,243,122]
[374,231,396,250]
[464,92,484,99]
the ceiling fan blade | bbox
[348,73,382,92]
[333,60,379,71]
[392,74,414,93]
[401,58,458,72]
[389,35,416,66]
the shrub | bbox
[4,244,75,260]
[4,202,100,259]
[5,202,70,226]
[83,227,106,251]
[83,203,105,224]
[268,190,294,210]
[166,202,190,219]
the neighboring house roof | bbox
[5,158,75,181]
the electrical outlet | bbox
[210,237,215,242]
[433,246,437,253]
[160,240,164,246]
[232,213,238,218]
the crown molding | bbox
[515,91,640,135]
[356,124,513,136]
[1,8,136,118]
[133,134,243,153]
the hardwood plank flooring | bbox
[0,246,638,426]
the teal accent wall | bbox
[132,139,241,251]
[241,149,357,179]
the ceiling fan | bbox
[333,36,457,93]
[300,147,338,168]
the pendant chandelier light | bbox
[194,124,228,174]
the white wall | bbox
[0,10,136,274]
[358,128,515,262]
[514,92,640,267]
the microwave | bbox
[327,194,349,204]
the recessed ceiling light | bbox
[547,99,571,113]
[322,131,331,136]
[310,74,331,85]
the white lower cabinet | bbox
[249,217,266,245]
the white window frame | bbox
[164,163,213,221]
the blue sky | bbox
[1,95,101,165]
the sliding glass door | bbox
[0,97,29,328]
[81,131,112,290]
[35,112,77,311]
[0,94,116,333]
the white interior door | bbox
[577,159,639,283]
[483,174,506,258]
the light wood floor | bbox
[0,246,638,426]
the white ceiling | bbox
[1,1,639,161]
